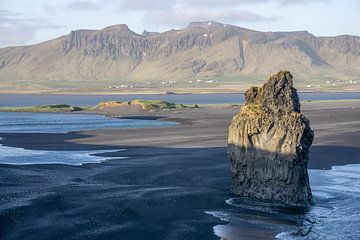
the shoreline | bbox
[1,89,360,95]
[0,99,359,114]
[0,99,359,239]
[0,99,359,169]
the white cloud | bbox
[118,0,325,28]
[0,10,63,47]
[145,7,278,27]
[120,0,176,11]
[120,0,327,11]
[65,0,99,11]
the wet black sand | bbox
[0,101,360,239]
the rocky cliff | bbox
[228,71,313,208]
[0,21,359,87]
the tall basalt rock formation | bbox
[228,71,313,208]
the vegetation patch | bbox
[93,100,188,111]
[132,100,187,110]
[240,103,264,117]
[0,104,83,112]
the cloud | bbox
[43,0,107,13]
[277,0,327,5]
[65,0,99,11]
[0,10,63,47]
[117,0,328,29]
[120,0,327,10]
[119,0,284,28]
[145,7,278,27]
[120,0,176,11]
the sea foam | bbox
[0,142,125,165]
[207,164,360,240]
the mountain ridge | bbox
[0,21,359,92]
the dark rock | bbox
[187,21,225,29]
[244,86,259,104]
[141,30,160,37]
[244,71,300,115]
[228,71,313,208]
[0,58,5,68]
[260,71,300,115]
[191,59,206,75]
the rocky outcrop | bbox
[228,71,313,208]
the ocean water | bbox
[1,112,359,238]
[0,112,176,133]
[0,112,175,165]
[0,141,125,165]
[207,164,360,239]
[0,92,360,106]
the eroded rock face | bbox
[228,71,313,208]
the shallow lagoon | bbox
[1,92,360,107]
[0,112,175,165]
[0,112,176,133]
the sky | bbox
[0,0,359,47]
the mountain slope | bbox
[0,21,359,91]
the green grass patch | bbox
[0,104,84,112]
[241,103,264,115]
[93,100,190,111]
[134,100,186,110]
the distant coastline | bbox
[1,88,360,95]
[1,92,360,109]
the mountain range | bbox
[0,21,359,92]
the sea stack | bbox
[228,71,313,208]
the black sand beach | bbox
[1,100,360,239]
